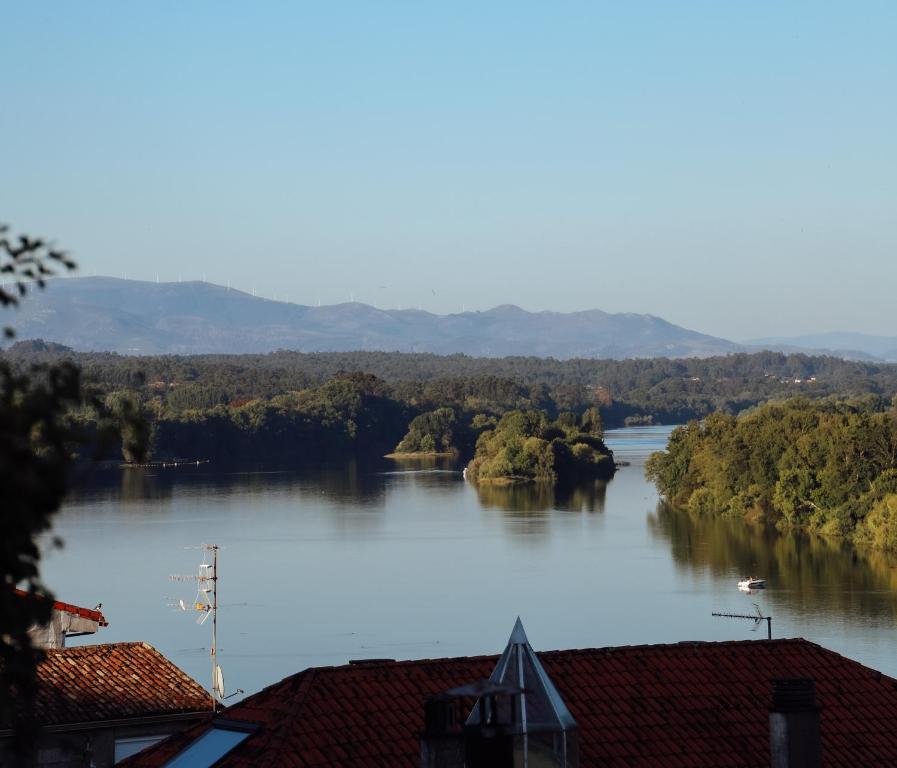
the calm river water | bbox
[45,426,897,700]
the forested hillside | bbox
[8,344,897,471]
[8,344,897,425]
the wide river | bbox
[45,426,897,700]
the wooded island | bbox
[646,398,897,551]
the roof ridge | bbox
[307,638,808,670]
[235,652,500,685]
[48,641,149,655]
[225,662,317,704]
[538,637,809,657]
[214,638,817,701]
[786,635,897,684]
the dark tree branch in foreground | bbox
[0,223,76,338]
[0,223,134,760]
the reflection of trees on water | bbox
[476,482,555,513]
[120,467,174,502]
[383,455,459,472]
[648,502,897,620]
[69,459,389,507]
[556,480,608,513]
[475,480,608,514]
[475,480,609,539]
[302,460,387,505]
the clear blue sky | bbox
[2,2,895,340]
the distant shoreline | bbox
[472,475,532,486]
[383,451,456,459]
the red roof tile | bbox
[122,638,897,767]
[5,642,212,728]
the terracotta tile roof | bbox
[5,642,212,728]
[122,638,897,767]
[14,587,108,626]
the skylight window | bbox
[162,722,254,768]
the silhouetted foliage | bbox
[0,225,75,339]
[0,224,78,754]
[0,225,138,757]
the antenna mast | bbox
[210,544,219,709]
[170,543,228,710]
[712,606,772,640]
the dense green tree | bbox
[166,383,230,412]
[646,398,897,550]
[580,406,604,438]
[394,407,459,453]
[856,494,897,551]
[466,409,614,485]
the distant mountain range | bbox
[2,277,742,358]
[3,277,893,361]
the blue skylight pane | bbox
[163,728,250,768]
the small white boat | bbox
[738,577,766,590]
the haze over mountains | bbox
[4,277,894,361]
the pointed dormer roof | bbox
[467,617,577,732]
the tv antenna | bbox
[712,603,772,640]
[170,544,242,709]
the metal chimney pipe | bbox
[769,678,822,768]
